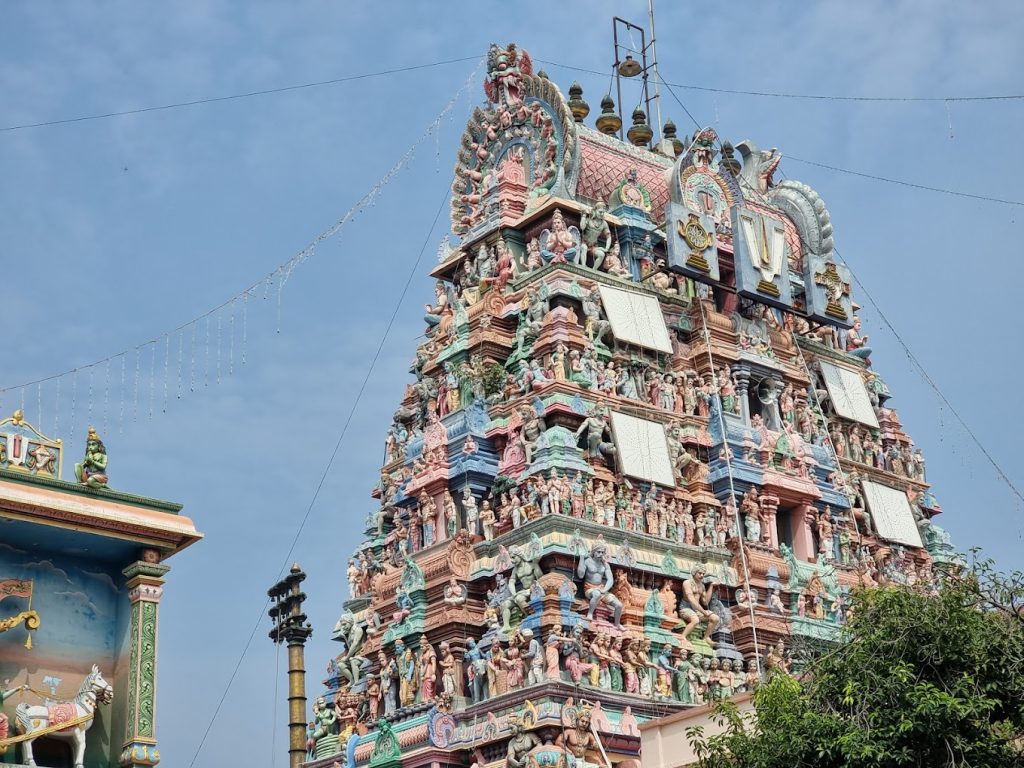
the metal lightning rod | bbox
[648,0,664,137]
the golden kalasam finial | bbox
[11,409,24,425]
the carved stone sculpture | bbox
[576,541,623,628]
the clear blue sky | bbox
[2,2,1022,765]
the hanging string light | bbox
[0,60,484,439]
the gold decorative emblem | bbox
[679,213,711,251]
[814,261,851,320]
[678,213,713,273]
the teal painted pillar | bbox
[119,554,170,768]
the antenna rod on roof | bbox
[648,0,663,136]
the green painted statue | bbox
[75,426,109,489]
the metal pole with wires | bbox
[647,0,663,135]
[268,564,313,768]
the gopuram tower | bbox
[303,42,955,768]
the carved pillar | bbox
[793,504,817,563]
[733,367,752,424]
[120,552,170,768]
[286,633,311,768]
[759,493,780,549]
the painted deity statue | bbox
[579,202,613,270]
[462,486,479,536]
[581,287,612,348]
[443,576,467,607]
[398,639,418,707]
[439,641,458,697]
[443,489,459,538]
[845,316,872,361]
[574,407,617,461]
[542,209,577,263]
[75,426,109,489]
[520,628,544,685]
[418,634,437,702]
[679,565,720,645]
[576,542,623,627]
[333,613,366,686]
[506,715,542,768]
[378,650,398,715]
[505,546,543,630]
[465,638,488,704]
[602,240,631,278]
[556,705,603,768]
[423,280,450,330]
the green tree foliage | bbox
[688,557,1024,767]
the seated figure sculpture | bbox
[540,208,580,263]
[678,564,720,646]
[576,541,623,628]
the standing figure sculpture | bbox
[504,546,543,630]
[582,288,612,348]
[579,202,613,270]
[465,638,488,704]
[417,634,437,703]
[575,407,617,461]
[397,639,418,707]
[462,486,480,537]
[576,542,623,628]
[75,427,109,489]
[378,650,398,715]
[439,641,458,697]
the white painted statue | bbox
[14,665,113,768]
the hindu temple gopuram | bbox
[302,42,957,768]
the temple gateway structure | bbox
[303,43,955,768]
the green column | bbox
[120,556,169,768]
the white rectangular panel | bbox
[819,361,879,428]
[597,285,673,354]
[608,411,676,487]
[862,480,923,548]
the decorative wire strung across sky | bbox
[0,58,485,448]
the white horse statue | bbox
[14,665,113,768]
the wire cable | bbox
[9,54,1018,135]
[186,187,451,768]
[536,59,1024,104]
[654,72,1024,209]
[787,163,1024,507]
[0,60,483,396]
[786,155,1024,208]
[0,56,481,132]
[831,244,1024,505]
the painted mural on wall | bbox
[0,541,126,767]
